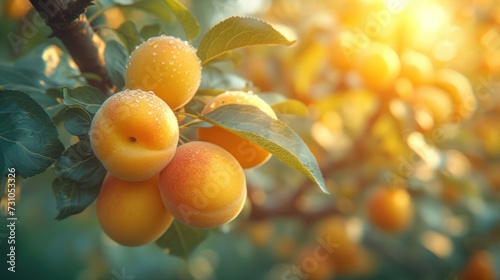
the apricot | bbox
[4,0,32,20]
[400,50,434,86]
[460,250,497,280]
[96,174,174,246]
[90,89,179,182]
[293,245,336,280]
[413,86,454,129]
[434,69,476,121]
[198,91,277,169]
[330,31,356,72]
[353,42,401,90]
[158,141,247,228]
[313,217,373,275]
[125,35,202,110]
[367,186,413,233]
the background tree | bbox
[1,0,499,279]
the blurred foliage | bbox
[1,0,500,279]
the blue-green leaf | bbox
[0,90,64,178]
[199,104,327,193]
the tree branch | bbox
[247,99,386,222]
[30,0,112,94]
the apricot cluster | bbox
[88,36,278,246]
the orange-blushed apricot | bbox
[158,141,247,228]
[198,91,277,169]
[460,250,497,280]
[367,186,413,233]
[90,89,179,182]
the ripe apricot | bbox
[400,50,434,86]
[330,31,356,72]
[460,250,497,280]
[4,0,32,20]
[96,174,174,246]
[293,245,336,280]
[367,186,413,233]
[125,35,202,110]
[434,69,476,121]
[90,89,179,182]
[198,91,277,169]
[413,86,454,129]
[158,141,247,228]
[353,42,401,90]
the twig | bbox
[247,99,386,222]
[30,0,112,94]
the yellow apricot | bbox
[4,0,32,20]
[330,31,356,72]
[96,174,174,246]
[198,91,277,169]
[158,141,247,228]
[413,86,454,129]
[90,89,179,182]
[367,186,413,233]
[400,50,434,86]
[353,42,401,90]
[434,69,476,121]
[125,35,202,110]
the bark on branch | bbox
[30,0,112,94]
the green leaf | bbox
[205,51,243,67]
[1,83,59,108]
[114,21,144,53]
[199,104,327,193]
[197,16,296,64]
[61,86,106,114]
[0,90,64,178]
[0,65,50,89]
[140,24,163,40]
[45,103,67,124]
[197,67,250,95]
[53,139,106,189]
[163,0,200,40]
[14,44,81,87]
[63,106,93,136]
[118,0,174,25]
[256,93,287,105]
[272,100,309,116]
[52,140,107,220]
[52,177,102,220]
[104,40,128,90]
[156,220,209,260]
